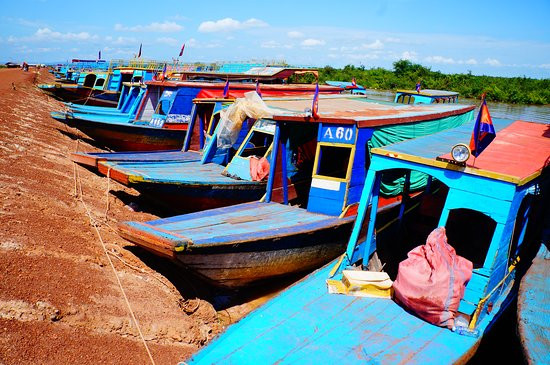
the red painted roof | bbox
[443,121,550,182]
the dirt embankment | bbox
[0,68,225,364]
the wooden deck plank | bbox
[189,262,478,364]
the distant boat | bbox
[185,118,550,363]
[70,98,226,169]
[56,70,344,152]
[117,96,476,288]
[39,65,158,107]
[394,89,459,104]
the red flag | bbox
[161,63,167,80]
[311,82,319,119]
[223,79,229,98]
[256,80,262,98]
[469,94,496,157]
[179,43,185,57]
[137,43,142,58]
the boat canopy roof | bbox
[396,89,459,97]
[177,66,318,82]
[264,96,475,127]
[371,119,550,185]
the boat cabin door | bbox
[307,123,357,216]
[150,88,198,128]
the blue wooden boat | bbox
[101,116,278,210]
[70,98,228,168]
[39,62,160,107]
[325,80,367,95]
[185,118,550,363]
[62,72,344,153]
[50,81,206,151]
[518,239,550,364]
[64,81,146,115]
[116,96,475,288]
[395,89,459,104]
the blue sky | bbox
[1,0,549,78]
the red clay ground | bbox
[0,68,232,364]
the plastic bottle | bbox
[452,325,480,338]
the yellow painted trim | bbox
[128,175,145,184]
[469,257,519,329]
[206,112,221,136]
[222,125,275,174]
[341,142,356,210]
[371,147,532,185]
[312,142,355,183]
[328,254,346,278]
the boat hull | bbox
[518,242,550,365]
[134,181,267,213]
[52,114,188,151]
[177,221,354,288]
[39,84,119,107]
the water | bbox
[365,90,550,123]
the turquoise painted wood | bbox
[186,118,550,363]
[518,225,550,365]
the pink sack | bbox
[250,156,270,181]
[393,227,473,328]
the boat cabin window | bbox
[396,94,415,104]
[366,169,449,278]
[445,208,495,269]
[433,96,457,103]
[83,74,96,87]
[315,145,352,179]
[94,78,105,88]
[239,130,273,158]
[155,100,171,116]
[120,73,133,83]
[132,76,143,83]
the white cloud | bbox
[465,58,478,65]
[384,37,401,43]
[114,21,183,32]
[361,39,383,50]
[156,37,179,46]
[261,40,292,49]
[541,63,550,69]
[328,53,380,61]
[243,18,268,28]
[287,31,304,39]
[105,36,138,45]
[425,55,457,64]
[301,38,325,47]
[401,51,418,61]
[484,58,502,66]
[198,17,267,33]
[32,28,98,41]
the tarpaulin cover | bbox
[217,91,273,148]
[368,111,474,196]
[392,227,473,329]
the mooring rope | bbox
[105,166,111,219]
[72,162,156,365]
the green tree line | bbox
[317,60,550,105]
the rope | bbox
[104,167,111,219]
[73,162,156,365]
